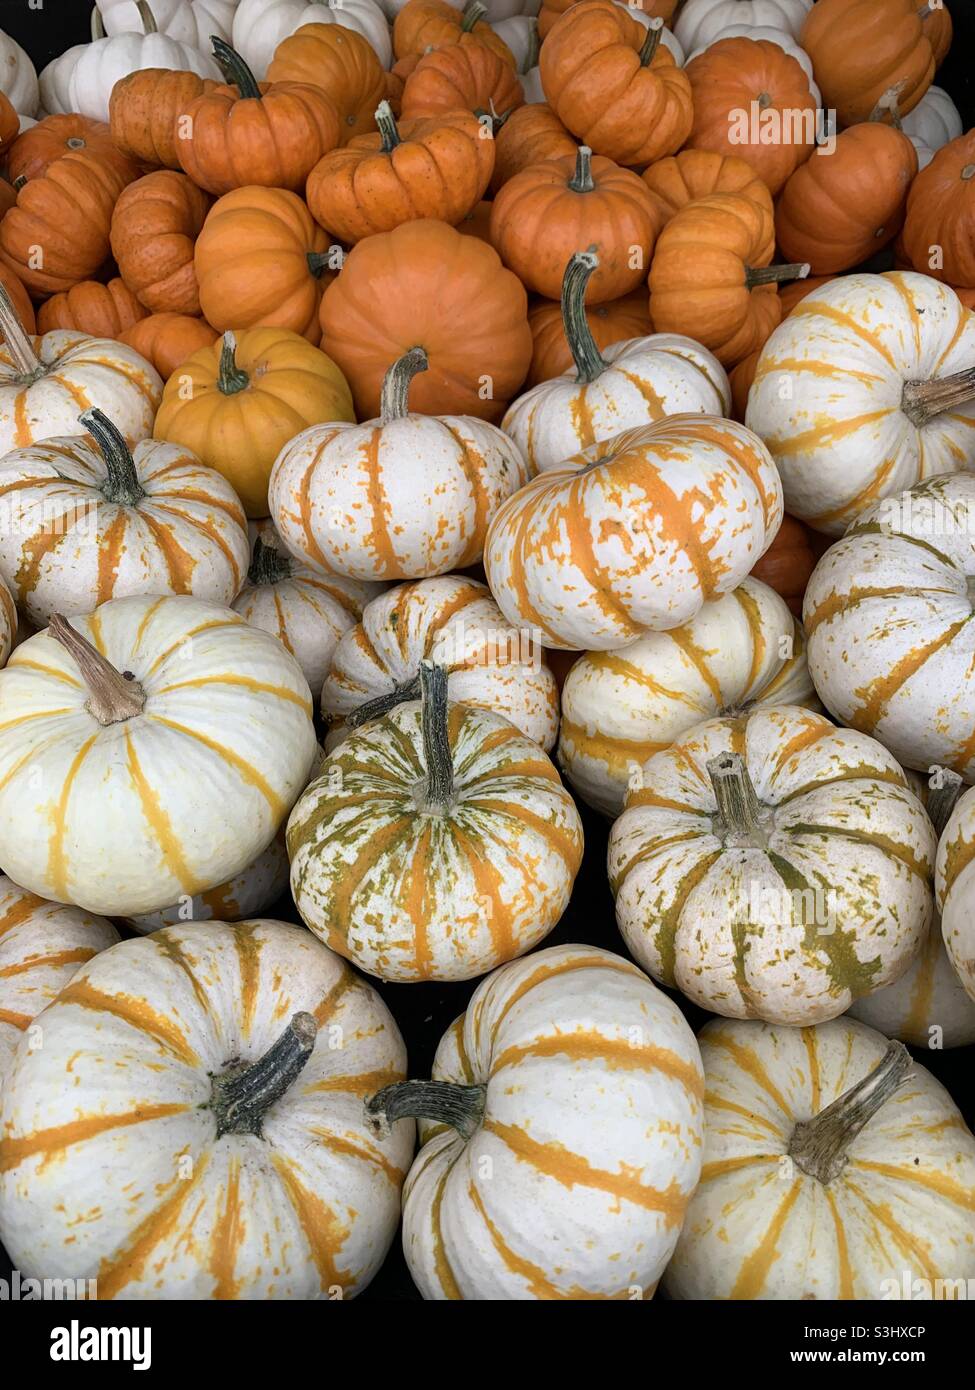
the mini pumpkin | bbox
[0,572,15,667]
[265,22,387,143]
[126,834,290,935]
[899,131,975,288]
[233,0,394,76]
[674,0,811,50]
[109,67,222,169]
[490,100,574,194]
[526,286,652,387]
[393,0,515,63]
[937,780,975,1008]
[7,112,139,187]
[747,511,823,617]
[36,278,148,338]
[801,0,934,128]
[400,40,524,120]
[110,170,211,316]
[641,147,773,235]
[119,313,219,380]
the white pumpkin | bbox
[0,409,250,626]
[0,572,14,668]
[492,14,538,71]
[288,662,583,981]
[0,594,318,916]
[609,705,936,1025]
[746,272,975,535]
[231,0,393,75]
[908,135,935,171]
[37,47,87,116]
[367,942,704,1300]
[664,1016,975,1300]
[0,918,413,1298]
[0,28,39,116]
[560,577,816,817]
[503,251,730,472]
[127,829,289,932]
[900,84,963,156]
[269,347,530,582]
[99,0,240,46]
[803,473,975,783]
[232,529,384,694]
[674,0,811,52]
[685,23,820,104]
[321,574,560,750]
[0,875,118,1086]
[936,783,975,1007]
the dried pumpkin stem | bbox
[708,752,766,845]
[374,99,401,153]
[901,367,975,426]
[418,659,453,812]
[248,535,292,587]
[926,767,963,836]
[48,614,147,725]
[568,145,594,194]
[80,408,146,507]
[789,1040,913,1185]
[136,0,158,35]
[638,17,663,66]
[380,345,429,423]
[562,247,606,383]
[868,86,903,128]
[346,672,422,729]
[91,5,106,40]
[365,1079,487,1140]
[462,0,487,31]
[744,262,810,288]
[0,283,42,380]
[211,36,262,99]
[217,331,249,395]
[306,250,334,277]
[212,1013,318,1138]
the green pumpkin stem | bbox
[307,250,335,277]
[374,100,401,153]
[248,535,292,587]
[346,672,422,730]
[211,36,262,99]
[638,17,663,66]
[562,247,606,384]
[211,1013,318,1138]
[81,408,146,507]
[901,367,975,427]
[48,614,147,725]
[926,768,964,837]
[568,145,594,194]
[365,1078,487,1140]
[744,262,810,289]
[708,752,767,847]
[380,346,429,424]
[418,660,453,812]
[0,283,42,381]
[217,331,249,395]
[461,0,487,32]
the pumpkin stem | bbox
[211,1012,318,1138]
[217,331,249,395]
[48,614,147,725]
[562,247,606,384]
[365,1078,486,1141]
[136,0,158,35]
[374,99,401,153]
[869,86,904,128]
[346,672,422,729]
[708,752,767,848]
[417,659,453,813]
[744,262,810,289]
[306,250,335,277]
[248,534,292,587]
[788,1040,913,1185]
[901,367,975,427]
[926,767,963,837]
[0,283,43,381]
[461,0,487,32]
[91,6,106,40]
[380,346,428,423]
[638,17,663,66]
[80,408,146,507]
[568,145,594,194]
[211,36,262,99]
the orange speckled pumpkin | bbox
[641,149,773,236]
[393,0,515,65]
[109,68,222,170]
[119,314,219,381]
[401,41,524,121]
[491,101,575,195]
[266,24,387,145]
[527,288,652,387]
[801,0,935,127]
[899,131,975,287]
[320,218,532,422]
[8,114,139,188]
[110,171,211,317]
[36,278,147,338]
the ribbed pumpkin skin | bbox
[899,132,975,288]
[664,1017,975,1299]
[37,278,147,338]
[559,578,815,817]
[745,273,975,534]
[491,102,575,195]
[0,596,318,917]
[126,835,290,934]
[526,289,652,386]
[401,42,524,120]
[485,416,783,651]
[0,572,14,668]
[393,0,515,63]
[401,942,703,1298]
[747,511,823,616]
[321,576,560,751]
[0,266,35,335]
[119,313,219,380]
[266,24,387,144]
[109,68,222,169]
[674,0,812,51]
[0,919,413,1298]
[7,114,139,186]
[850,921,975,1050]
[801,0,934,128]
[110,171,212,316]
[938,785,975,1006]
[288,701,583,981]
[610,707,935,1024]
[641,148,773,235]
[0,876,118,1084]
[922,0,952,66]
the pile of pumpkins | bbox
[0,0,973,1303]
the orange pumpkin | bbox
[306,102,494,243]
[491,102,575,195]
[456,199,493,241]
[922,0,952,67]
[109,68,222,170]
[540,4,692,167]
[320,217,532,421]
[953,285,975,311]
[37,278,148,338]
[748,514,826,618]
[8,115,139,188]
[195,186,335,341]
[801,0,935,127]
[0,181,15,218]
[0,264,35,333]
[489,146,657,302]
[400,42,524,121]
[393,0,515,65]
[641,149,773,235]
[527,288,652,386]
[899,131,975,287]
[0,92,19,160]
[539,0,676,40]
[119,313,219,381]
[110,171,211,316]
[266,24,387,145]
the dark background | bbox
[0,0,973,1303]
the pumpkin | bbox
[0,28,38,116]
[666,1016,975,1298]
[937,780,975,1008]
[269,346,529,580]
[540,6,692,167]
[119,312,219,379]
[110,170,211,316]
[393,0,515,62]
[126,833,289,934]
[775,123,917,275]
[6,114,138,190]
[0,149,137,297]
[747,512,822,617]
[899,132,975,288]
[288,661,582,980]
[485,414,782,651]
[454,197,492,240]
[490,101,574,195]
[0,595,317,916]
[803,473,975,784]
[641,147,773,235]
[306,101,494,243]
[36,278,148,338]
[154,328,354,517]
[0,408,250,625]
[366,940,703,1298]
[266,23,388,143]
[319,218,532,421]
[109,67,222,169]
[0,571,14,666]
[674,0,811,50]
[98,0,240,46]
[745,272,975,534]
[610,705,935,1023]
[0,264,36,334]
[321,574,559,750]
[494,13,541,92]
[683,37,817,196]
[801,0,934,128]
[38,45,95,119]
[488,146,657,304]
[922,0,952,67]
[0,876,118,1087]
[401,39,524,119]
[900,83,962,156]
[560,577,814,817]
[0,287,162,455]
[504,250,728,470]
[232,0,394,76]
[0,918,412,1297]
[526,286,652,387]
[728,271,834,412]
[233,531,384,692]
[682,20,819,91]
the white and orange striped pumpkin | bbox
[664,1016,975,1299]
[484,415,783,650]
[321,575,560,752]
[269,347,530,583]
[745,272,975,536]
[0,409,250,626]
[0,875,118,1086]
[803,473,975,781]
[0,918,413,1298]
[288,663,583,982]
[559,577,816,816]
[126,828,290,934]
[501,250,730,473]
[609,705,935,1025]
[0,594,318,916]
[936,782,975,1007]
[0,572,14,667]
[365,941,704,1300]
